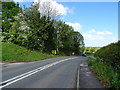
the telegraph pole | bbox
[57,29,58,52]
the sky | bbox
[15,0,118,47]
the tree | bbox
[23,4,48,51]
[37,0,60,20]
[0,2,2,34]
[2,1,21,33]
[2,2,85,55]
[72,31,84,55]
[55,22,84,55]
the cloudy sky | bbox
[15,0,118,47]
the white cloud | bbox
[97,31,112,35]
[83,30,117,47]
[83,33,105,40]
[65,22,82,31]
[50,0,69,15]
[34,0,69,16]
[88,29,96,33]
[88,29,112,35]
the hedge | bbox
[94,41,120,71]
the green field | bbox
[2,43,60,62]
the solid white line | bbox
[0,57,78,88]
[0,67,42,85]
[77,64,80,89]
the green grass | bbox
[0,42,1,61]
[88,57,120,88]
[2,42,60,62]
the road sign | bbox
[52,50,56,55]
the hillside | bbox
[2,43,59,62]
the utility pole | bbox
[57,29,58,52]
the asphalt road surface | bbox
[1,56,87,88]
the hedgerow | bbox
[94,41,120,71]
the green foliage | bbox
[89,41,120,88]
[55,21,84,55]
[88,57,120,88]
[0,3,1,8]
[2,42,59,62]
[0,14,1,18]
[2,1,21,33]
[2,2,84,56]
[23,5,48,51]
[81,47,100,56]
[0,42,1,61]
[94,41,120,71]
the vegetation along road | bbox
[1,0,119,89]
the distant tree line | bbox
[80,47,99,55]
[2,1,84,55]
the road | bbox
[0,56,87,88]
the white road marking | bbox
[80,64,88,67]
[77,65,80,89]
[0,57,78,88]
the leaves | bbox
[94,41,120,71]
[2,1,21,32]
[2,2,85,55]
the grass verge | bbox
[0,42,1,61]
[1,42,60,62]
[87,57,120,88]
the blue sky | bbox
[17,1,118,47]
[59,2,118,47]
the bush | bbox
[94,41,120,71]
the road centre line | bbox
[0,57,78,88]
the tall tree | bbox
[72,31,84,55]
[2,2,85,55]
[0,2,2,34]
[37,0,60,20]
[2,1,21,33]
[23,4,48,51]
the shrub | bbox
[94,41,120,71]
[88,57,120,88]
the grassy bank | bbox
[0,42,1,61]
[88,57,120,88]
[1,43,60,62]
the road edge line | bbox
[77,64,80,89]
